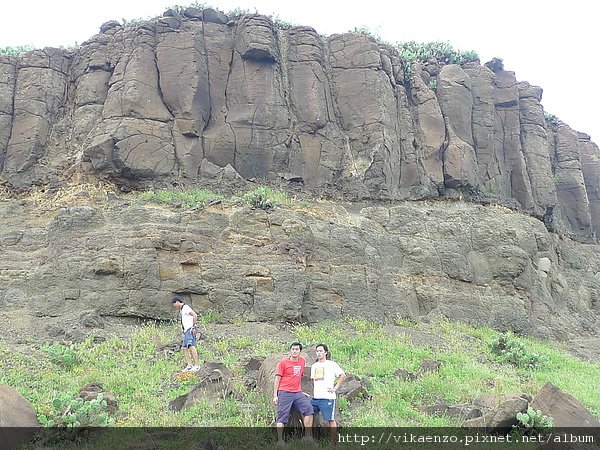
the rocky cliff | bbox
[1,7,599,242]
[0,7,599,356]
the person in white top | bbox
[171,295,200,372]
[310,343,346,443]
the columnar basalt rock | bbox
[0,8,599,243]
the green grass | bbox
[138,188,225,208]
[138,186,293,210]
[1,319,599,446]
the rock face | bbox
[1,197,599,355]
[1,8,600,243]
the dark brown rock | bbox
[75,383,118,413]
[530,382,600,427]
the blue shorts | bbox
[276,391,314,424]
[182,328,196,348]
[311,398,336,422]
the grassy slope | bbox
[1,318,598,430]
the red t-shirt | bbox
[276,357,305,392]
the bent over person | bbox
[273,341,314,446]
[311,343,346,443]
[171,295,200,372]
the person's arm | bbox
[189,309,198,325]
[273,374,282,404]
[329,364,346,393]
[332,373,346,392]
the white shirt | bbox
[180,304,195,331]
[311,360,345,399]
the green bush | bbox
[42,343,79,369]
[238,187,291,210]
[395,41,479,85]
[396,41,479,66]
[39,393,115,427]
[227,7,251,19]
[489,333,549,370]
[0,45,35,56]
[349,26,381,40]
[544,112,560,126]
[513,406,553,436]
[272,15,295,30]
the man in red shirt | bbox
[273,341,314,445]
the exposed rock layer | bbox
[0,197,598,358]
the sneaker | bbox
[275,440,285,447]
[301,436,315,443]
[191,365,201,372]
[182,364,193,372]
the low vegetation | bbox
[0,45,35,56]
[544,112,560,126]
[138,188,225,208]
[489,332,549,370]
[396,40,478,67]
[396,40,479,84]
[514,406,553,437]
[345,25,480,85]
[139,186,293,210]
[1,318,598,446]
[39,393,115,427]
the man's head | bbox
[316,343,330,361]
[171,295,184,308]
[289,341,303,360]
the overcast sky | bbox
[1,0,597,143]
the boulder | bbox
[419,359,442,373]
[395,368,419,381]
[75,383,118,413]
[169,361,235,412]
[421,398,482,419]
[530,382,600,427]
[462,393,530,430]
[0,385,40,450]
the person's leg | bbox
[276,422,285,443]
[315,399,337,443]
[310,398,321,437]
[303,414,313,437]
[328,420,338,444]
[190,345,199,366]
[183,347,192,365]
[276,392,293,444]
[294,393,314,439]
[181,330,194,369]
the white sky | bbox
[1,0,598,143]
